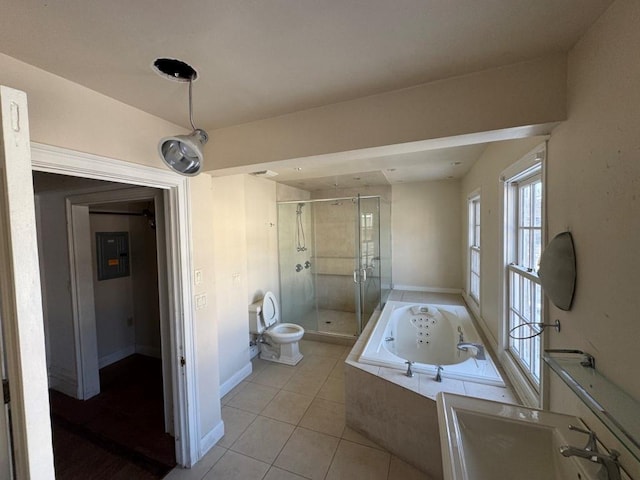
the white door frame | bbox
[31,142,200,467]
[0,86,55,478]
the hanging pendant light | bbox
[154,58,208,176]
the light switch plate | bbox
[195,293,207,310]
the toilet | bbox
[249,291,304,365]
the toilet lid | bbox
[262,291,279,328]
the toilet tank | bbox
[248,300,264,334]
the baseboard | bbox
[219,362,252,398]
[98,345,136,369]
[135,344,161,358]
[393,285,462,294]
[200,420,225,457]
[48,367,78,398]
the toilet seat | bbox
[266,323,304,344]
[261,291,279,328]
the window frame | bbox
[468,193,481,305]
[507,172,543,388]
[499,143,546,408]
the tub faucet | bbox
[435,365,443,382]
[404,361,414,378]
[457,342,486,360]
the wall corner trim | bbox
[199,420,225,458]
[220,362,252,398]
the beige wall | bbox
[392,180,462,290]
[129,213,162,356]
[245,176,279,304]
[90,214,135,364]
[545,2,640,473]
[207,55,567,170]
[276,183,311,202]
[460,137,546,344]
[0,53,183,167]
[211,175,251,389]
[458,1,640,473]
[35,190,78,392]
[1,53,222,455]
[189,174,222,439]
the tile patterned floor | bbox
[165,340,431,480]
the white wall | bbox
[392,180,462,291]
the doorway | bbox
[34,172,176,476]
[30,142,200,469]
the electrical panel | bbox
[96,232,130,280]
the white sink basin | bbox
[437,393,603,480]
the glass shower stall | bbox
[277,195,391,338]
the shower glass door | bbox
[277,195,388,338]
[357,196,381,331]
[277,202,317,332]
[312,198,360,336]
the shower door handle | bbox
[353,270,359,284]
[361,268,367,282]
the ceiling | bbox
[3,1,612,187]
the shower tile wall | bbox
[312,201,357,313]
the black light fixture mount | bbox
[153,58,208,176]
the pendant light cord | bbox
[188,76,197,131]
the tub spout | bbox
[404,361,414,378]
[457,342,486,360]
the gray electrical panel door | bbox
[96,232,130,280]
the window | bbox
[468,195,480,304]
[360,212,375,268]
[505,166,543,389]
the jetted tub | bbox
[359,301,504,386]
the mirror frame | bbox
[538,231,576,311]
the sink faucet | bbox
[457,342,486,360]
[435,365,443,382]
[568,424,598,452]
[559,425,622,480]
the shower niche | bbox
[277,196,391,338]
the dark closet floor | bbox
[50,354,176,479]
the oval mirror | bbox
[538,231,576,311]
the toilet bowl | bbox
[249,291,304,365]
